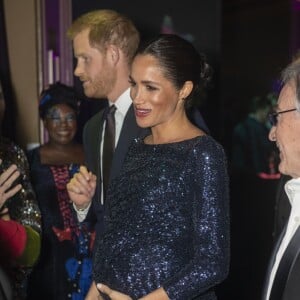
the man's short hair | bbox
[67,9,140,64]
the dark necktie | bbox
[102,105,116,202]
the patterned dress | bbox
[94,135,230,300]
[0,137,41,300]
[26,147,96,300]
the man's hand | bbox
[67,166,97,210]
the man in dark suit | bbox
[66,9,142,234]
[262,56,300,300]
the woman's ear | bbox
[179,81,193,100]
[42,119,49,131]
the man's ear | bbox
[107,44,120,65]
[179,81,193,100]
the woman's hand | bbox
[96,284,132,300]
[95,284,169,300]
[85,281,104,300]
[0,162,22,213]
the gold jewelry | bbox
[75,205,88,212]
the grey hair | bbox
[281,57,300,110]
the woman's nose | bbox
[133,90,146,105]
[130,89,142,104]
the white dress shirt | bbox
[266,177,300,299]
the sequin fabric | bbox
[0,137,41,299]
[93,135,230,300]
[0,138,41,233]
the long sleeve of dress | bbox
[162,140,230,299]
[0,219,27,260]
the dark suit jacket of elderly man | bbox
[262,223,300,300]
[82,102,209,237]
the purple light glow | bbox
[45,0,60,54]
[292,0,300,11]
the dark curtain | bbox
[0,0,16,140]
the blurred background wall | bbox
[2,0,295,153]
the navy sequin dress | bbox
[93,135,230,300]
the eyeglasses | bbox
[268,108,297,126]
[46,114,77,125]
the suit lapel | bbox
[262,227,286,300]
[269,226,300,300]
[110,105,145,181]
[83,109,106,204]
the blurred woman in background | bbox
[27,82,95,300]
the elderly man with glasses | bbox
[263,57,300,300]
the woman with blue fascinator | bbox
[26,82,95,300]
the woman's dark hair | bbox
[38,82,80,119]
[135,34,213,107]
